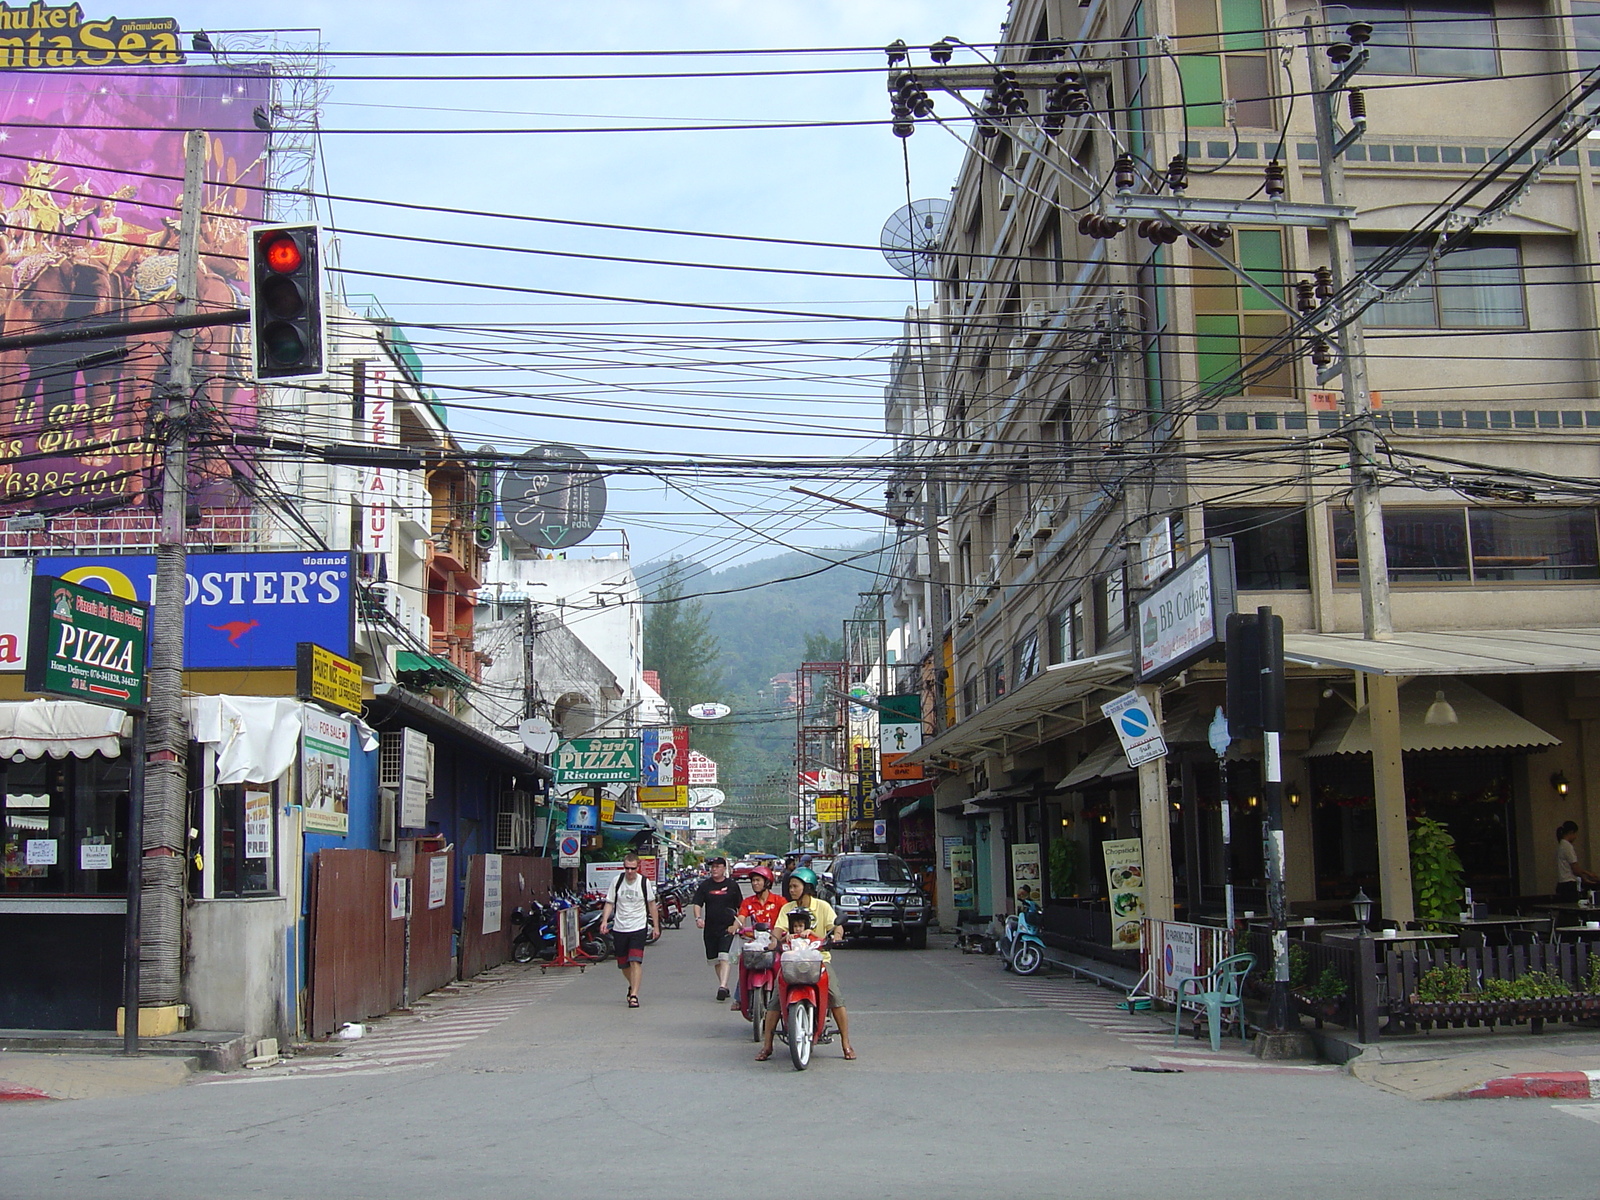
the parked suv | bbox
[819,853,930,948]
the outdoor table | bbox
[1435,915,1549,943]
[1326,930,1458,947]
[1553,924,1600,944]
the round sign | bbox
[687,702,731,720]
[1118,707,1151,739]
[500,444,607,550]
[559,833,580,854]
[689,787,725,809]
[518,716,560,756]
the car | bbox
[818,852,931,948]
[731,860,761,880]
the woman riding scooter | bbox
[732,865,785,1012]
[756,868,856,1061]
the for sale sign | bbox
[24,575,147,709]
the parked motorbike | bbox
[657,883,686,930]
[998,900,1045,976]
[510,899,557,963]
[737,925,778,1043]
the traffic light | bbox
[249,223,325,380]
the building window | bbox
[1,755,129,896]
[1577,2,1600,74]
[962,677,978,718]
[1205,506,1311,589]
[1331,506,1599,584]
[1175,0,1272,128]
[986,658,1007,703]
[1015,630,1041,683]
[1192,228,1293,396]
[214,783,278,898]
[1099,568,1128,639]
[1347,3,1498,78]
[1353,235,1524,328]
[1047,605,1074,664]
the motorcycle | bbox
[510,899,557,963]
[774,944,832,1070]
[657,883,686,930]
[737,925,778,1043]
[998,900,1045,975]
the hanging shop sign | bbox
[34,551,356,669]
[687,702,730,720]
[815,792,847,823]
[564,801,599,834]
[296,642,363,714]
[688,811,715,831]
[499,443,607,550]
[687,750,718,785]
[301,709,351,835]
[1102,838,1146,952]
[600,794,616,824]
[553,737,641,784]
[661,813,691,831]
[1134,540,1236,683]
[640,726,688,787]
[24,574,148,709]
[358,370,397,554]
[878,693,924,781]
[637,785,688,810]
[0,7,185,69]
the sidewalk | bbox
[0,1051,198,1101]
[1342,1027,1600,1100]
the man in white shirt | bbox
[600,850,659,1007]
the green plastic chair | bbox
[1172,952,1255,1052]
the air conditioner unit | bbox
[495,811,531,852]
[998,178,1017,211]
[1023,300,1052,329]
[1006,336,1029,379]
[1011,516,1036,559]
[965,423,987,453]
[1029,505,1057,542]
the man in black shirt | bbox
[693,856,744,1000]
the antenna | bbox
[879,198,951,280]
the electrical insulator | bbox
[885,39,909,66]
[1347,88,1367,122]
[1311,338,1334,368]
[1113,154,1136,191]
[1137,218,1180,246]
[1348,21,1373,46]
[1077,212,1127,239]
[892,118,914,138]
[1314,265,1334,300]
[1054,70,1091,115]
[1192,224,1232,248]
[1166,154,1188,194]
[1264,160,1286,199]
[977,93,1005,139]
[1295,279,1317,313]
[1327,35,1353,65]
[929,38,954,65]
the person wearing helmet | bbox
[756,868,856,1061]
[730,864,784,1012]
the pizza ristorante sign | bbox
[0,4,183,68]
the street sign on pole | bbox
[24,575,148,710]
[1101,690,1167,768]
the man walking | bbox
[599,850,659,1008]
[693,856,744,1001]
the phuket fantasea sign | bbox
[0,4,184,69]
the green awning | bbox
[898,795,934,819]
[395,650,472,688]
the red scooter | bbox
[774,939,831,1070]
[737,924,779,1042]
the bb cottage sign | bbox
[0,5,184,69]
[1134,541,1236,683]
[25,575,147,709]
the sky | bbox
[143,0,1011,582]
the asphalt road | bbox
[1,928,1594,1200]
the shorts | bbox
[821,963,844,1009]
[613,927,648,967]
[704,927,736,961]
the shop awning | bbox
[395,650,474,689]
[0,700,128,760]
[367,684,551,779]
[901,651,1133,767]
[1284,628,1600,676]
[1058,737,1134,789]
[1305,678,1560,756]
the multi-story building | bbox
[887,1,1600,952]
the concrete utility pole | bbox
[1307,26,1412,924]
[139,131,206,1023]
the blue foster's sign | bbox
[37,551,355,670]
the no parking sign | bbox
[558,832,582,867]
[1101,689,1168,768]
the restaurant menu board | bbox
[1102,838,1146,952]
[1011,843,1040,910]
[949,844,975,910]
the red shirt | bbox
[738,890,785,931]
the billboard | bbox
[30,551,355,668]
[0,60,270,513]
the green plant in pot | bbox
[1408,817,1465,924]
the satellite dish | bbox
[688,702,731,720]
[880,198,951,280]
[500,444,608,551]
[518,716,560,757]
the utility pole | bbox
[139,131,205,1026]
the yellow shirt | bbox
[775,897,839,962]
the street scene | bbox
[7,1,1600,1197]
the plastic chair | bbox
[1172,952,1255,1052]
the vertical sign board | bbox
[686,751,718,785]
[557,832,582,868]
[878,693,924,781]
[428,853,449,909]
[1134,541,1236,683]
[1010,843,1041,909]
[949,844,976,910]
[640,728,689,787]
[25,575,148,709]
[244,788,272,861]
[481,852,503,935]
[400,728,430,827]
[360,370,397,554]
[1103,838,1146,952]
[301,710,351,835]
[1159,921,1200,1000]
[565,802,600,834]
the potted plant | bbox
[1293,965,1348,1021]
[1408,817,1464,925]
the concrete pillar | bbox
[1367,672,1414,923]
[988,810,1008,914]
[1137,684,1176,921]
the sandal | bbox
[755,1047,772,1061]
[627,994,640,1008]
[842,1047,857,1060]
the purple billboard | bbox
[0,63,270,512]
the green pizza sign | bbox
[552,737,641,784]
[25,575,149,710]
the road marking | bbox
[1554,1103,1600,1124]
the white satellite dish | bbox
[688,702,731,720]
[519,716,560,756]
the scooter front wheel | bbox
[788,1000,814,1070]
[749,986,767,1042]
[1013,942,1044,975]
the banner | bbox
[637,784,688,809]
[641,726,688,786]
[949,844,975,910]
[1102,837,1146,952]
[1010,843,1040,910]
[879,693,924,781]
[301,710,350,835]
[481,853,503,935]
[24,573,147,707]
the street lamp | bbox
[1351,887,1374,928]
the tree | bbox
[644,558,722,708]
[803,630,844,662]
[724,823,791,858]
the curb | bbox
[1462,1069,1600,1100]
[0,1081,53,1102]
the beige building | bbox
[885,1,1600,953]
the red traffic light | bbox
[260,231,303,274]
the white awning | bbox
[1284,628,1600,676]
[1305,678,1560,757]
[0,699,129,760]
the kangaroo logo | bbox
[209,619,260,647]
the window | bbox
[1577,3,1600,74]
[1014,630,1041,683]
[1353,235,1524,329]
[1047,605,1075,664]
[214,783,278,897]
[1328,506,1599,584]
[962,677,978,718]
[1346,3,1497,78]
[1,755,129,895]
[1192,228,1293,396]
[1205,506,1311,589]
[1099,568,1128,639]
[834,856,912,884]
[986,658,1007,703]
[1175,0,1272,128]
